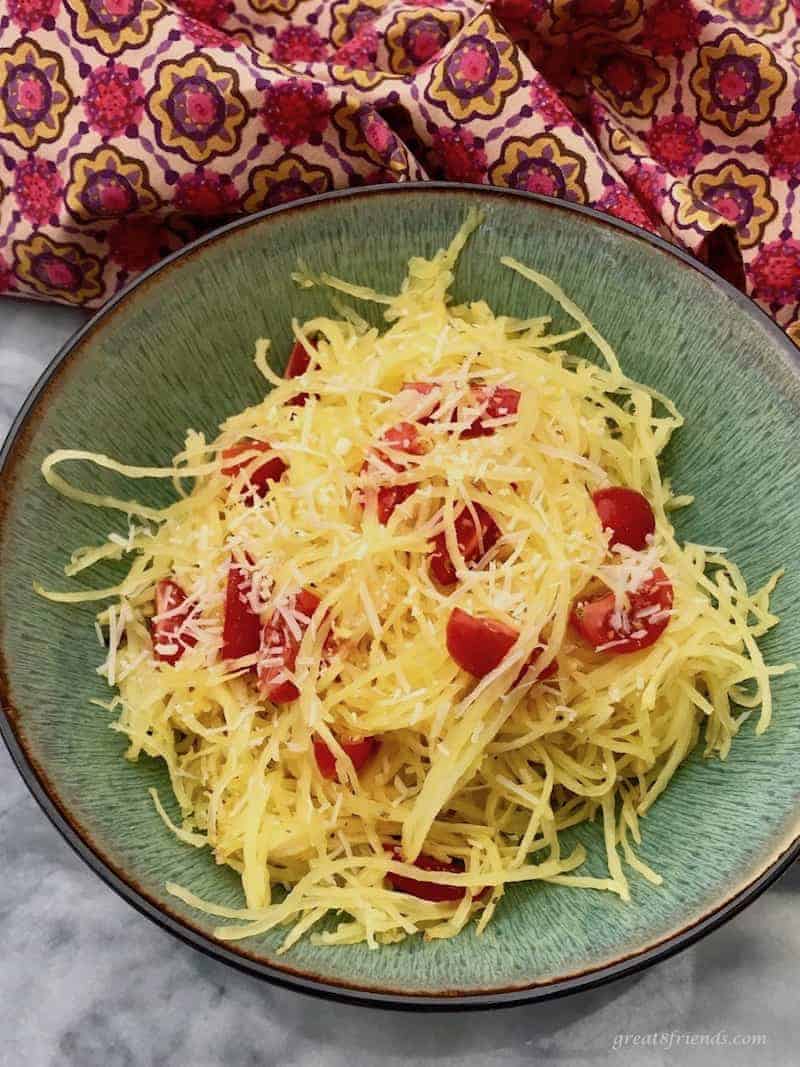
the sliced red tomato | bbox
[285,340,313,379]
[519,646,558,683]
[313,734,378,781]
[447,608,557,682]
[284,340,317,406]
[257,588,321,703]
[385,846,469,903]
[402,381,437,398]
[592,486,656,551]
[459,385,521,439]
[222,563,261,661]
[532,653,558,681]
[400,381,440,424]
[446,607,518,678]
[382,421,425,455]
[375,483,417,525]
[429,502,501,586]
[399,381,521,436]
[222,439,287,503]
[152,579,197,665]
[571,567,673,654]
[362,422,425,525]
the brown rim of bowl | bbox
[2,183,799,1010]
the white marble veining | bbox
[1,300,798,1067]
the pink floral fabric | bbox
[1,0,799,342]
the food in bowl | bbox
[37,213,788,950]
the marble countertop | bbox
[1,298,797,1067]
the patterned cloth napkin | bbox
[1,0,799,341]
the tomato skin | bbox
[385,847,469,902]
[429,503,501,586]
[592,486,656,551]
[152,579,197,665]
[362,423,424,525]
[571,567,673,654]
[257,588,321,703]
[446,607,518,678]
[314,735,378,781]
[460,385,521,438]
[222,564,261,661]
[222,439,287,503]
[284,340,316,407]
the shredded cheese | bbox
[38,213,790,950]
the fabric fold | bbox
[0,0,797,340]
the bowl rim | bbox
[2,182,799,1010]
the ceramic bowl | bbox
[2,185,799,1008]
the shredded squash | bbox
[38,212,790,950]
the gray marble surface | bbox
[0,299,797,1067]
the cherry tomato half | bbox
[446,608,557,682]
[446,607,518,678]
[362,422,425,525]
[222,439,287,503]
[257,588,321,703]
[430,503,501,586]
[592,486,655,551]
[284,340,317,406]
[376,483,417,525]
[152,579,197,665]
[526,648,558,682]
[285,340,313,379]
[459,385,521,439]
[222,564,261,661]
[382,421,426,455]
[571,567,673,654]
[400,381,440,424]
[385,846,469,902]
[314,735,378,781]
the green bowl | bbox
[2,185,800,1008]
